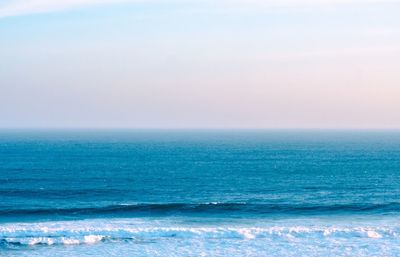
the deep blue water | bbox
[1,130,400,256]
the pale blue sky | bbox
[1,0,400,128]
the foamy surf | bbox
[1,217,400,256]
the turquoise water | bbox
[1,130,400,256]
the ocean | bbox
[1,130,400,256]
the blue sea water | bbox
[1,130,400,256]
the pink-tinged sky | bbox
[1,0,400,128]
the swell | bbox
[1,202,400,219]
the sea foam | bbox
[0,218,398,247]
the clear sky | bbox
[1,0,400,128]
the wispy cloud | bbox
[0,0,399,18]
[230,0,400,7]
[0,0,141,18]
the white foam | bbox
[28,237,54,246]
[0,218,398,247]
[61,238,80,245]
[366,230,382,239]
[2,219,400,257]
[84,235,104,244]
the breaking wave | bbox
[0,218,398,249]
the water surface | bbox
[1,130,400,256]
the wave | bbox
[0,219,397,249]
[2,202,400,219]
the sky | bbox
[1,0,400,129]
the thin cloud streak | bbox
[0,0,399,18]
[0,0,141,18]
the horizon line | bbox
[1,127,400,131]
